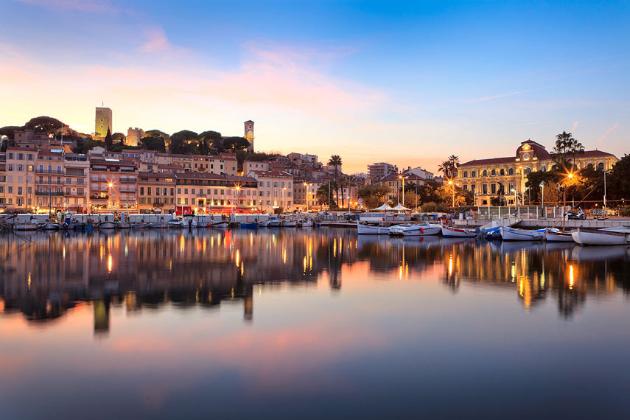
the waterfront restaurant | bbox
[457,139,618,206]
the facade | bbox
[174,173,258,214]
[137,172,176,213]
[89,157,137,211]
[249,171,294,212]
[95,107,113,140]
[458,139,618,206]
[126,127,144,147]
[293,179,321,211]
[0,153,6,207]
[63,153,89,211]
[243,160,270,174]
[368,162,398,182]
[4,147,36,209]
[403,166,434,180]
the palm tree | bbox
[553,131,584,169]
[328,155,342,208]
[438,155,460,179]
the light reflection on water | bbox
[1,230,630,419]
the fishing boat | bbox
[260,216,281,227]
[572,227,630,246]
[357,221,391,235]
[11,214,46,231]
[389,223,441,236]
[479,221,502,240]
[441,226,478,238]
[544,228,574,242]
[500,226,544,241]
[209,221,229,229]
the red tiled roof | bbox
[461,149,617,167]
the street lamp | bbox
[304,182,309,212]
[539,181,545,211]
[398,175,405,207]
[448,179,455,208]
[510,188,517,207]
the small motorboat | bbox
[500,226,544,241]
[357,221,391,235]
[389,223,441,236]
[43,220,60,230]
[299,219,314,228]
[441,226,478,238]
[282,219,298,228]
[167,218,185,228]
[572,227,630,246]
[544,228,574,242]
[262,217,281,228]
[209,221,229,229]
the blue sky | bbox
[1,0,628,172]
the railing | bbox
[35,191,64,196]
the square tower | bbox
[244,120,254,152]
[95,107,112,140]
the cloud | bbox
[595,123,619,146]
[17,0,120,13]
[140,27,174,54]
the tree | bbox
[73,138,100,154]
[0,125,21,140]
[358,184,390,209]
[222,136,250,153]
[328,155,343,206]
[112,132,126,144]
[140,136,166,152]
[104,128,113,151]
[608,154,630,200]
[526,169,560,203]
[170,130,198,154]
[438,155,460,179]
[23,116,64,133]
[553,131,584,169]
[198,130,223,154]
[317,183,337,208]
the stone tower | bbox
[244,120,254,152]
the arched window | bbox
[471,170,476,178]
[508,168,514,175]
[491,169,496,176]
[541,166,546,172]
[524,167,531,175]
[597,162,605,171]
[499,168,505,176]
[463,171,468,178]
[482,170,487,177]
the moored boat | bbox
[441,226,478,238]
[572,228,630,246]
[544,228,574,242]
[357,221,391,235]
[389,223,441,236]
[500,226,544,241]
[167,218,185,228]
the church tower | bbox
[244,120,254,152]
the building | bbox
[137,172,176,213]
[89,157,137,211]
[174,173,258,214]
[4,147,36,209]
[249,170,294,212]
[457,139,619,206]
[63,153,90,211]
[244,120,254,152]
[95,107,112,139]
[402,166,434,180]
[243,160,270,174]
[368,162,398,182]
[126,127,144,147]
[0,153,6,207]
[34,147,66,211]
[293,179,321,211]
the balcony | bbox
[35,190,64,196]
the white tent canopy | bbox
[392,203,410,211]
[372,203,394,211]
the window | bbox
[499,169,505,176]
[491,169,496,176]
[482,170,487,177]
[491,184,496,194]
[482,184,487,194]
[508,168,514,175]
[463,171,468,178]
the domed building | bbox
[457,139,617,206]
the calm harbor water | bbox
[1,229,630,420]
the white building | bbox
[249,170,294,212]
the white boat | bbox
[300,219,314,228]
[500,226,544,241]
[96,214,116,229]
[357,221,391,235]
[167,218,185,228]
[389,223,441,236]
[11,214,48,231]
[43,221,60,230]
[282,219,298,228]
[260,216,281,227]
[544,228,574,242]
[572,228,630,246]
[441,226,478,238]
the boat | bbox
[389,223,441,236]
[300,219,314,228]
[96,214,116,230]
[544,228,574,242]
[239,222,258,229]
[479,221,503,240]
[282,219,298,228]
[10,214,49,231]
[572,227,630,246]
[500,226,544,241]
[43,221,60,230]
[441,226,478,238]
[209,221,229,229]
[167,218,185,228]
[117,213,131,229]
[357,221,391,235]
[260,216,281,227]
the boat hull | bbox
[544,231,574,242]
[572,230,628,246]
[389,225,441,236]
[357,222,390,235]
[441,226,478,238]
[501,227,544,241]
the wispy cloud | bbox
[17,0,120,13]
[596,123,619,147]
[139,27,176,54]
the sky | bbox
[0,0,628,173]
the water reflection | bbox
[1,230,630,332]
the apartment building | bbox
[293,179,321,211]
[174,173,257,214]
[4,147,37,209]
[137,172,176,213]
[89,157,138,211]
[249,170,294,212]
